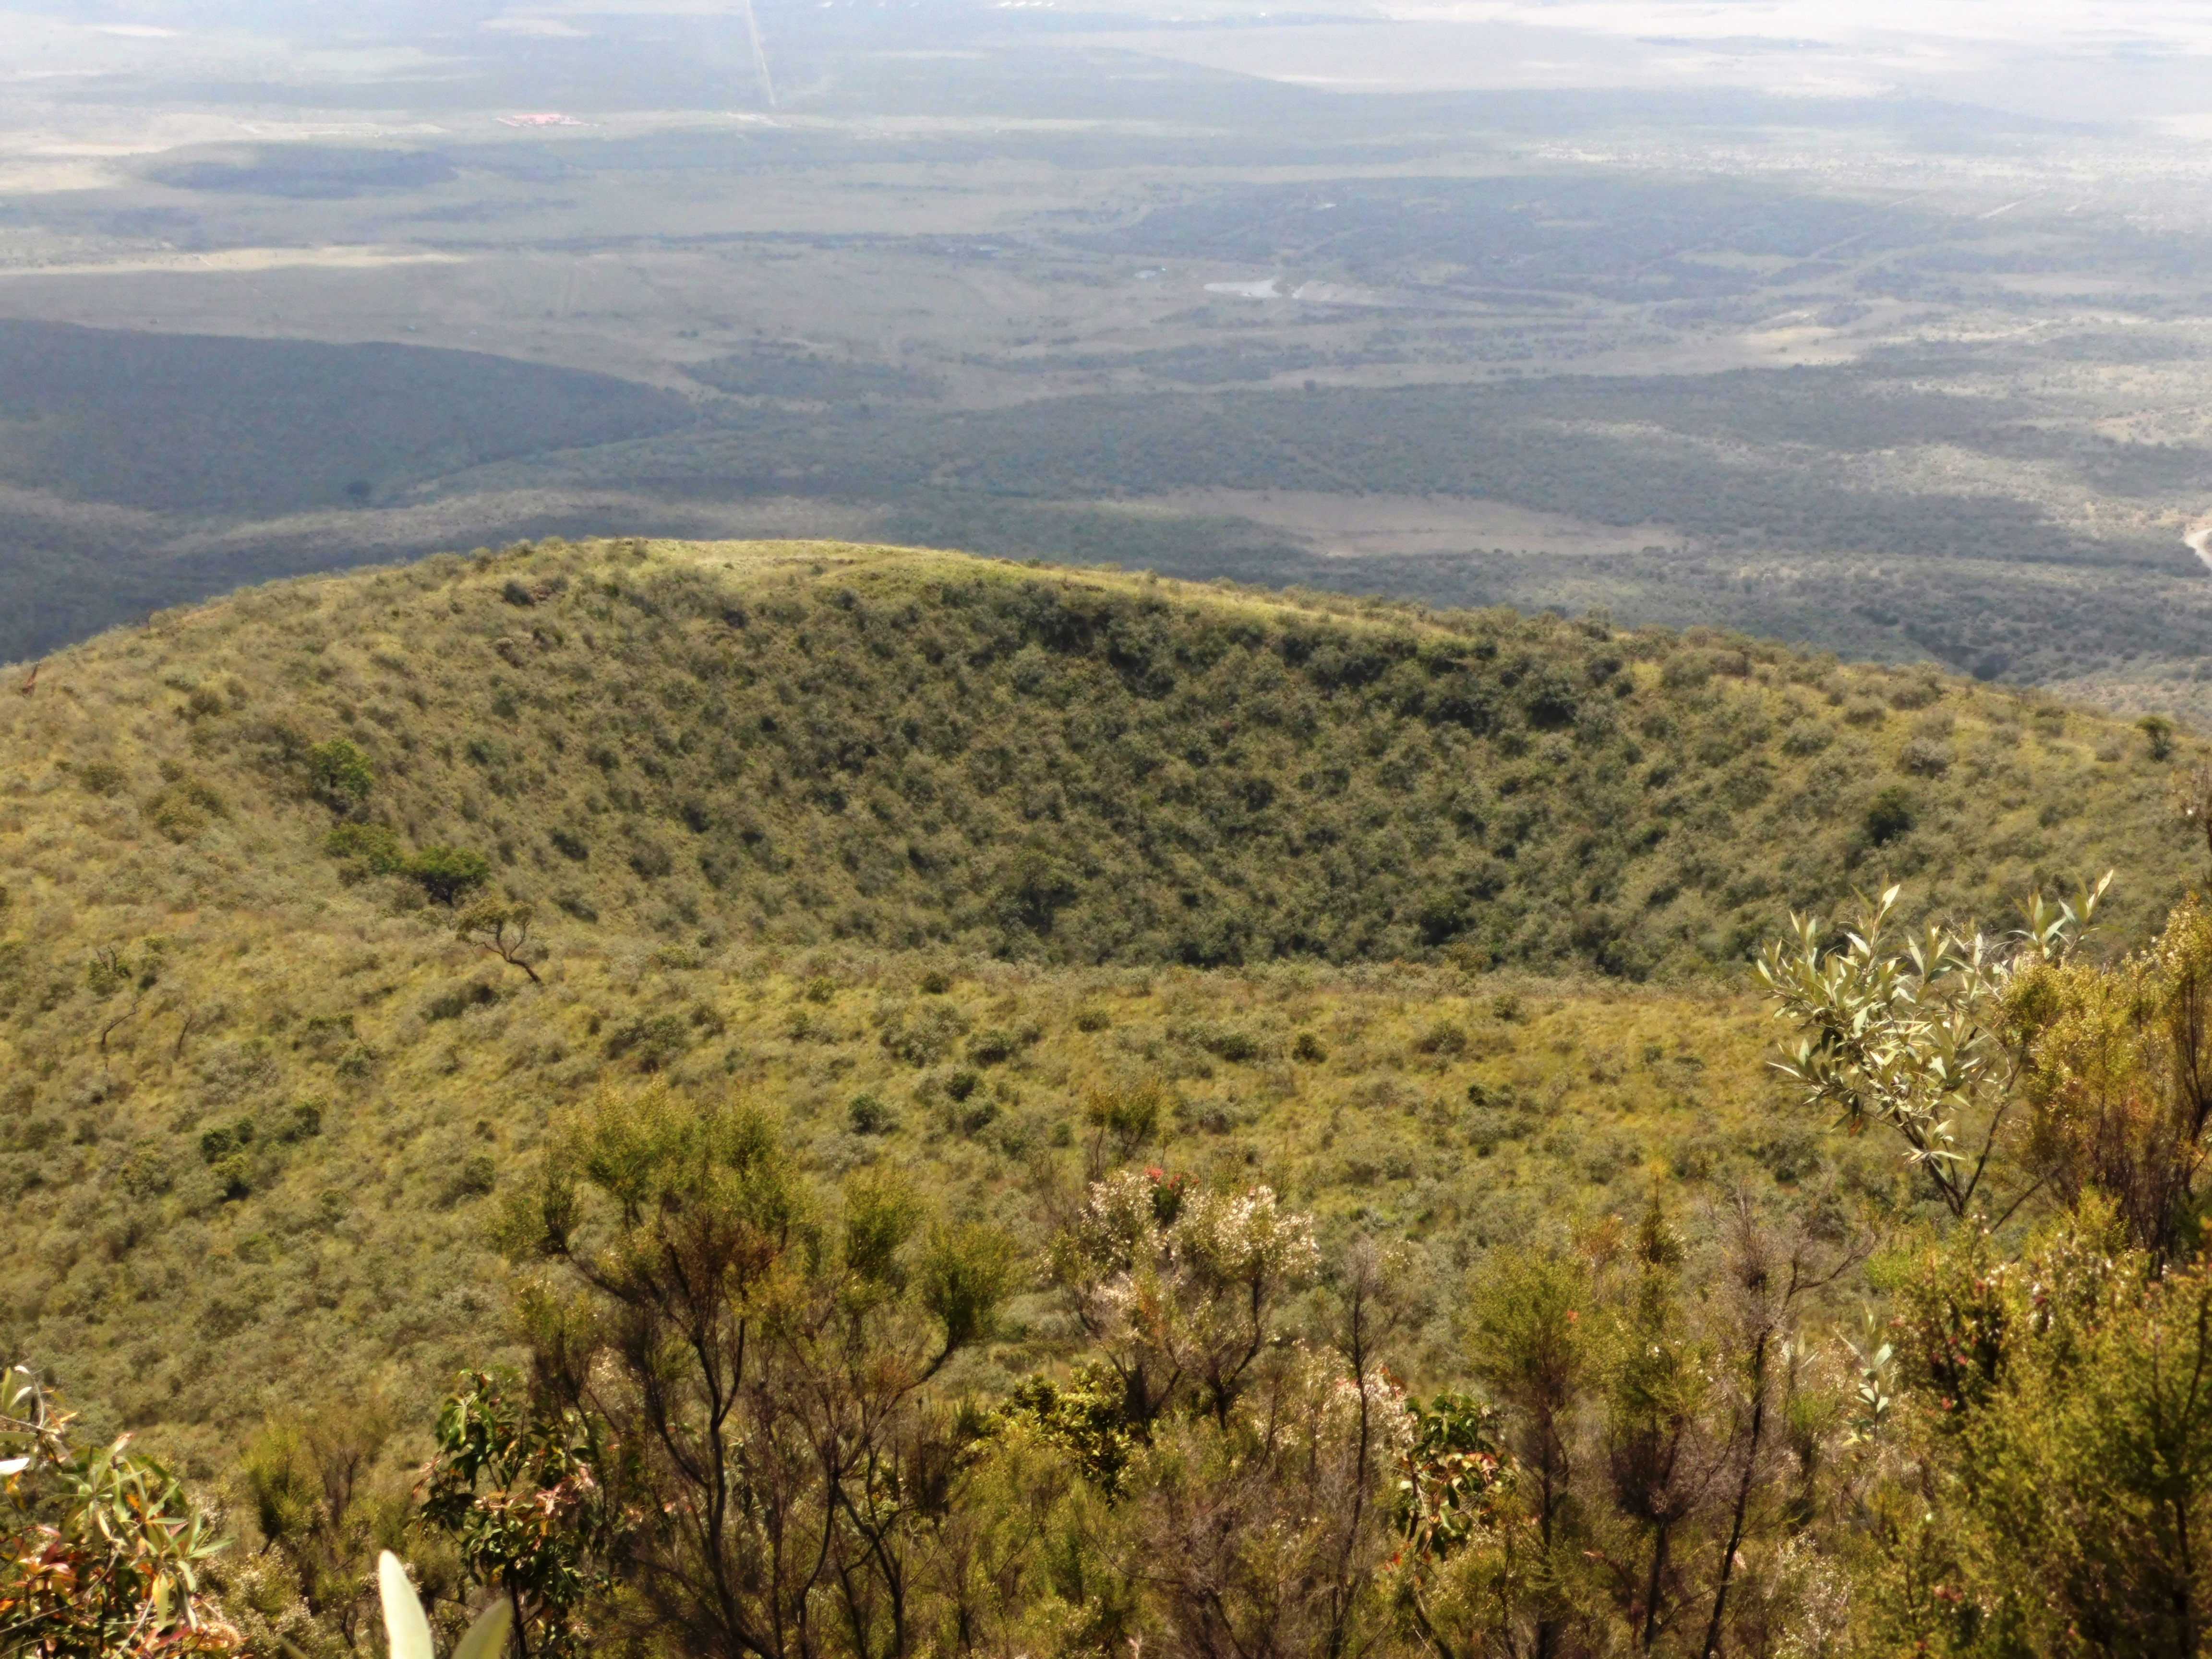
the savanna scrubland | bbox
[7,539,2212,1659]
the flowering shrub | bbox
[417,1372,613,1659]
[1051,1170,1322,1426]
[1393,1391,1513,1565]
[0,1365,240,1658]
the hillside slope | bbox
[8,535,2186,972]
[0,537,2199,1465]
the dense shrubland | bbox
[23,871,2212,1657]
[2,536,2191,1457]
[2,537,2189,974]
[6,540,2212,1655]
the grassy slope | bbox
[0,537,2198,1472]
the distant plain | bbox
[4,0,2212,716]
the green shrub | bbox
[879,1003,968,1067]
[425,981,499,1022]
[848,1093,894,1135]
[950,1095,999,1137]
[200,1119,252,1162]
[417,1374,597,1659]
[1201,1025,1261,1062]
[0,1367,238,1656]
[1668,1132,1723,1180]
[1414,1020,1468,1058]
[1082,1078,1166,1163]
[447,1153,497,1201]
[1898,738,1952,777]
[406,845,492,905]
[324,822,406,877]
[84,949,132,999]
[1864,785,1915,846]
[142,777,228,841]
[1465,1107,1530,1154]
[604,1014,688,1070]
[306,738,374,809]
[118,1142,172,1199]
[77,760,127,796]
[298,1013,356,1058]
[1887,674,1944,710]
[1862,1205,2212,1653]
[968,1027,1029,1066]
[1751,1125,1821,1183]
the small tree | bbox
[1079,1078,1164,1178]
[325,824,407,880]
[84,937,166,1065]
[419,1373,612,1659]
[307,740,375,812]
[1030,1190,1406,1659]
[1135,1340,1408,1659]
[1594,1200,1715,1651]
[1401,1202,1860,1659]
[1862,1199,2212,1655]
[455,901,542,984]
[1757,878,2212,1261]
[2176,759,2212,870]
[1754,878,2107,1223]
[408,848,492,907]
[238,1395,405,1652]
[2006,892,2212,1260]
[1461,1246,1592,1657]
[493,1086,1020,1659]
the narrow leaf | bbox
[379,1551,437,1659]
[453,1596,515,1659]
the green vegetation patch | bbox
[22,535,2176,978]
[0,535,2198,1468]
